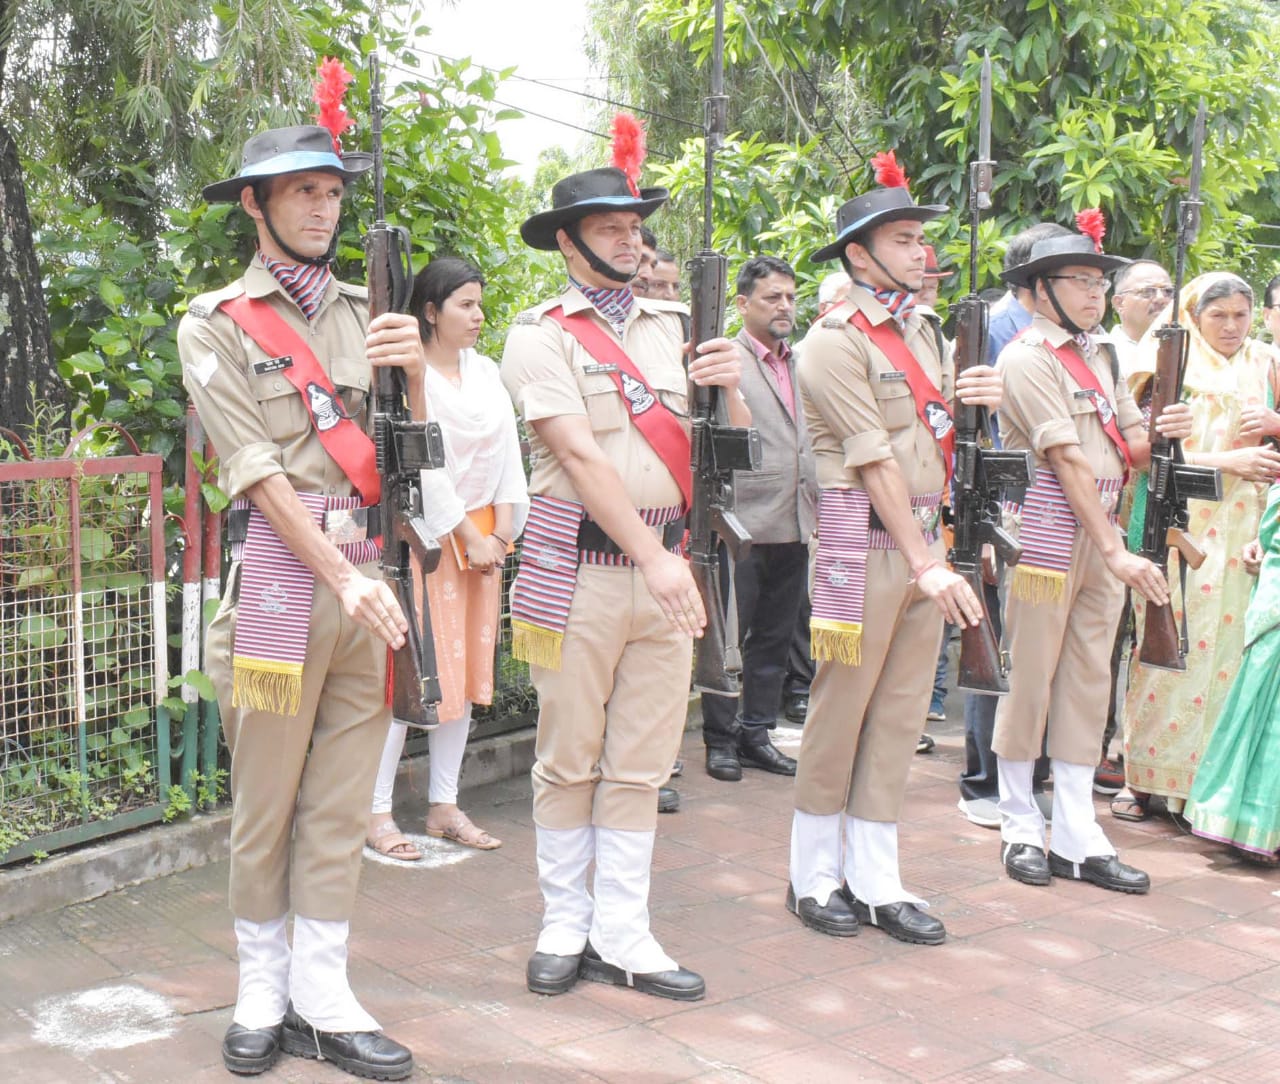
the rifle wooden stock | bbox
[1138,597,1186,673]
[1168,526,1206,570]
[956,567,1008,693]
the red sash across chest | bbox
[220,293,382,505]
[545,307,693,509]
[1040,336,1132,474]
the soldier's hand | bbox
[1239,405,1280,440]
[955,365,1002,410]
[638,550,706,637]
[1243,538,1264,577]
[1152,401,1194,442]
[687,337,742,392]
[366,313,427,382]
[1105,550,1170,605]
[339,570,409,648]
[914,562,983,627]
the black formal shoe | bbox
[1048,851,1150,894]
[526,949,583,995]
[1002,841,1051,886]
[783,693,809,724]
[658,786,680,813]
[222,1022,282,1075]
[737,739,797,776]
[579,943,705,1001]
[281,1006,413,1081]
[785,883,859,937]
[705,745,743,782]
[670,758,684,778]
[850,897,946,945]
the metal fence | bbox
[0,426,170,863]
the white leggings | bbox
[370,702,473,814]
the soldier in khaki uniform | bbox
[993,231,1191,893]
[179,126,420,1079]
[502,167,747,1001]
[788,177,999,945]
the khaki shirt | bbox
[796,288,952,494]
[997,313,1141,482]
[177,257,371,499]
[500,285,688,509]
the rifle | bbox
[948,55,1033,694]
[686,0,762,695]
[1136,99,1223,672]
[365,53,447,727]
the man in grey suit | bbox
[703,256,818,781]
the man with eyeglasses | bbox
[991,229,1192,895]
[1109,259,1174,377]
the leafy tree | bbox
[609,0,1280,294]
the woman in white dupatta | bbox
[368,258,528,858]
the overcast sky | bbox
[421,1,597,177]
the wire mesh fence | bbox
[1,430,170,863]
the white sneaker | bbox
[957,796,1001,828]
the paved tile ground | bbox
[3,723,1280,1083]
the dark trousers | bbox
[703,541,809,748]
[784,589,813,697]
[959,580,1048,800]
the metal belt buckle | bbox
[324,507,368,545]
[1099,490,1118,514]
[916,504,941,534]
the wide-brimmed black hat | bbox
[1001,234,1130,287]
[811,187,948,264]
[202,125,373,204]
[520,168,668,251]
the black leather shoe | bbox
[784,693,809,724]
[785,883,859,937]
[222,1022,282,1075]
[737,739,797,776]
[850,898,946,945]
[657,786,680,813]
[1048,851,1150,894]
[1002,841,1051,886]
[281,1006,413,1081]
[705,745,743,782]
[526,949,583,995]
[579,943,705,1001]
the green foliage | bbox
[630,0,1280,291]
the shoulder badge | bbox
[514,311,540,325]
[1021,328,1045,347]
[187,301,213,320]
[821,317,845,329]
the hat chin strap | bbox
[257,184,336,267]
[1039,277,1086,337]
[566,224,634,286]
[865,244,916,295]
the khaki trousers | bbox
[530,564,691,831]
[993,530,1124,766]
[794,546,944,822]
[206,561,390,922]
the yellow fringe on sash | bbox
[512,619,564,671]
[1011,565,1067,605]
[810,619,863,666]
[232,656,304,716]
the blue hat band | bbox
[238,150,349,180]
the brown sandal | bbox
[366,820,422,862]
[1110,792,1150,822]
[425,809,502,851]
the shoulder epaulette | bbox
[185,280,245,320]
[335,280,369,300]
[821,316,846,329]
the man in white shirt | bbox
[1108,260,1173,377]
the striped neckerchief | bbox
[855,280,916,326]
[260,251,333,322]
[571,277,635,337]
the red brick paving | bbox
[3,732,1279,1082]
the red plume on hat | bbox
[871,150,911,192]
[610,112,647,197]
[1076,207,1106,254]
[314,57,356,154]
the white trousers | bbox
[789,811,925,908]
[370,702,473,814]
[999,757,1115,862]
